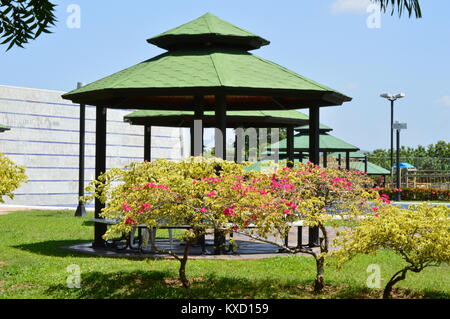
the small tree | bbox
[226,162,378,293]
[84,157,247,288]
[332,203,450,298]
[0,152,27,202]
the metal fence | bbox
[367,157,450,190]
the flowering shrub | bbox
[0,152,27,203]
[84,157,250,288]
[84,157,379,291]
[225,163,379,292]
[332,203,450,298]
[377,187,450,202]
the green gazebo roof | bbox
[349,161,390,175]
[62,13,351,110]
[244,159,390,175]
[0,124,10,132]
[328,151,367,158]
[124,109,309,128]
[270,132,359,152]
[148,13,270,51]
[295,123,333,132]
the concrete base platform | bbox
[63,238,316,260]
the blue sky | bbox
[1,0,449,151]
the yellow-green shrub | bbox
[332,203,450,298]
[0,152,27,203]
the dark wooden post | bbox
[308,106,320,247]
[93,106,107,248]
[364,155,368,173]
[192,96,204,156]
[323,151,328,168]
[309,107,320,165]
[338,153,342,170]
[287,125,294,168]
[215,95,226,159]
[345,151,350,170]
[214,95,227,254]
[234,126,244,163]
[144,125,151,161]
[75,82,86,217]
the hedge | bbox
[378,187,450,202]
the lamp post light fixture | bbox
[380,92,405,184]
[393,121,407,201]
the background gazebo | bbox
[62,13,351,250]
[269,123,360,169]
[124,109,310,162]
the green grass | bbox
[0,210,449,299]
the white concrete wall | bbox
[0,85,187,208]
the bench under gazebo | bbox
[62,13,352,252]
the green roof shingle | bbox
[148,13,270,50]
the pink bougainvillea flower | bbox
[124,217,136,225]
[232,225,239,231]
[224,205,236,216]
[371,207,378,212]
[374,214,380,218]
[286,201,298,210]
[122,204,132,212]
[283,209,292,215]
[206,191,217,197]
[200,208,207,213]
[141,203,152,211]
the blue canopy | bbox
[393,163,415,169]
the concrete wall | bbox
[0,85,188,208]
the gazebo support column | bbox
[192,96,204,156]
[345,151,350,170]
[323,152,328,168]
[214,95,227,254]
[364,155,368,173]
[93,106,107,248]
[144,125,151,161]
[308,106,320,248]
[338,154,342,170]
[287,126,294,168]
[214,94,227,160]
[75,82,86,217]
[309,107,320,164]
[235,126,244,163]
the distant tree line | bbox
[367,141,450,171]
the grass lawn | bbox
[0,210,449,299]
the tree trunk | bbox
[314,256,325,293]
[383,268,408,299]
[179,242,192,289]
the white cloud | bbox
[330,0,373,15]
[435,96,450,107]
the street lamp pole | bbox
[393,121,407,201]
[380,93,405,185]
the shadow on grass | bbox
[43,270,450,299]
[13,240,96,258]
[44,270,314,299]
